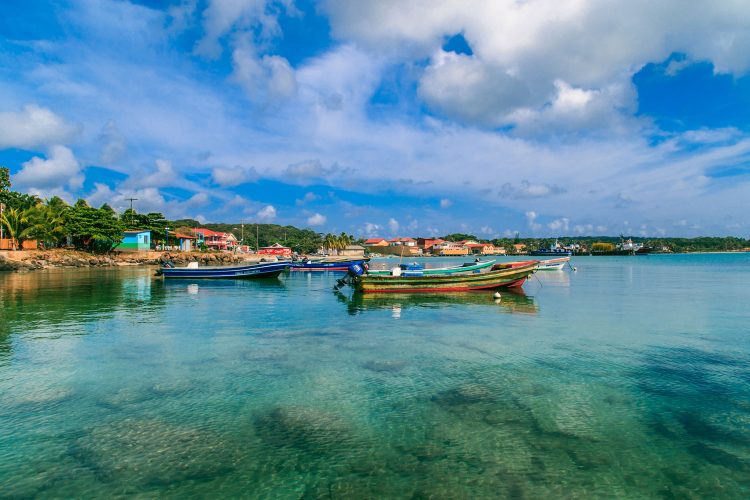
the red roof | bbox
[193,228,226,237]
[175,233,196,239]
[364,238,386,244]
[400,237,415,242]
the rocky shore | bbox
[0,249,267,272]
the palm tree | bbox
[323,233,337,254]
[21,202,68,248]
[0,206,30,250]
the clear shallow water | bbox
[1,254,749,498]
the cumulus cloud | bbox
[306,212,326,226]
[499,180,566,199]
[388,217,399,234]
[257,204,277,221]
[547,217,570,232]
[14,145,83,191]
[439,198,453,208]
[323,0,750,132]
[231,40,297,105]
[0,104,78,149]
[525,211,541,232]
[296,192,320,205]
[98,120,126,164]
[194,0,287,58]
[362,222,382,235]
[211,165,258,186]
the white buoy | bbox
[493,292,502,299]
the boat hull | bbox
[529,249,572,256]
[367,260,496,276]
[156,261,291,279]
[537,256,570,271]
[354,262,538,293]
[290,258,369,272]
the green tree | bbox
[65,199,124,252]
[22,197,70,248]
[0,206,31,249]
[0,166,9,192]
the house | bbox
[465,243,498,255]
[417,238,444,250]
[175,233,196,252]
[119,230,151,252]
[433,242,469,255]
[339,245,365,257]
[258,243,292,256]
[388,237,417,247]
[192,228,237,251]
[363,238,389,247]
[513,243,527,254]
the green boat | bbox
[348,261,538,294]
[366,259,496,276]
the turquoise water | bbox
[1,254,749,497]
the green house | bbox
[119,230,151,252]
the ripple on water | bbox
[68,419,241,490]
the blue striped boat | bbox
[155,260,292,279]
[290,257,369,272]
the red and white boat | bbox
[537,256,571,271]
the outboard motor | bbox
[348,263,365,276]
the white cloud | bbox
[439,198,453,208]
[257,204,277,221]
[387,217,399,234]
[296,192,320,205]
[231,41,297,104]
[14,145,83,191]
[211,165,258,186]
[307,212,326,226]
[194,0,285,58]
[0,105,78,149]
[323,0,750,132]
[98,119,126,164]
[362,222,382,236]
[547,217,570,232]
[186,192,210,206]
[525,211,541,232]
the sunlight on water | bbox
[1,255,749,497]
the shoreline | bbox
[0,249,271,273]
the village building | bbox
[363,238,389,247]
[432,242,469,256]
[465,243,498,255]
[258,243,292,257]
[119,230,151,252]
[192,228,237,251]
[338,245,366,257]
[175,232,196,252]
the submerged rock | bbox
[253,405,354,453]
[362,360,408,373]
[69,419,239,487]
[432,384,496,407]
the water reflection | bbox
[335,289,538,317]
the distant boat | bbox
[529,239,572,256]
[537,256,570,270]
[366,259,496,276]
[290,256,370,272]
[343,261,538,293]
[155,260,291,279]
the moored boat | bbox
[529,239,572,256]
[155,260,291,279]
[367,259,496,276]
[537,256,570,270]
[343,261,538,294]
[290,256,370,272]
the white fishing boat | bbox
[537,256,571,271]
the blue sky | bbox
[1,0,750,238]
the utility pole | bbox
[241,221,244,246]
[126,197,138,226]
[256,223,259,253]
